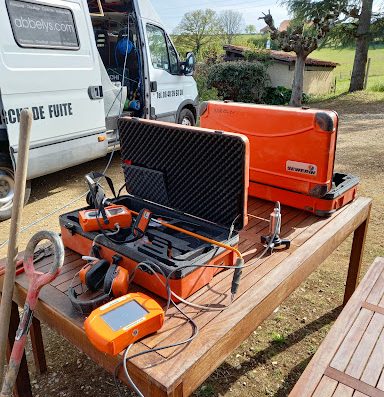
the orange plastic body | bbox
[84,292,164,355]
[134,209,152,235]
[61,225,237,300]
[79,205,132,232]
[249,182,358,216]
[79,263,129,297]
[200,101,338,198]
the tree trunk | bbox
[349,0,374,92]
[290,53,306,107]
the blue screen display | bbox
[101,300,149,331]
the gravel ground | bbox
[0,93,383,396]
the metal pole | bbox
[0,109,32,382]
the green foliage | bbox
[243,49,271,63]
[245,24,257,34]
[271,332,286,345]
[262,86,309,105]
[262,86,293,105]
[249,34,278,50]
[283,0,350,23]
[173,9,220,57]
[196,384,215,397]
[370,82,384,92]
[194,63,219,101]
[207,61,269,103]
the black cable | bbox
[113,261,198,397]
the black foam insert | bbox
[118,118,247,230]
[123,164,169,206]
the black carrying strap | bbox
[68,287,111,315]
[85,172,117,225]
[87,171,117,199]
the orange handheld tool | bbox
[84,292,164,355]
[79,205,132,232]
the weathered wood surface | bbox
[290,257,384,397]
[0,196,372,396]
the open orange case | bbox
[200,101,359,216]
[60,118,250,300]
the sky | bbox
[150,0,290,33]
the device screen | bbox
[101,300,149,331]
[108,208,123,216]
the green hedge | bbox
[206,61,269,103]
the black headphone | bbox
[68,257,128,314]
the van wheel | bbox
[178,108,196,126]
[0,154,31,222]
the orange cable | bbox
[130,210,243,260]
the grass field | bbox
[312,46,384,94]
[216,33,384,96]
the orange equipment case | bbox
[200,101,358,216]
[60,118,250,300]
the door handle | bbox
[150,81,158,92]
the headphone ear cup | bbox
[103,264,117,296]
[85,259,110,291]
[111,266,129,297]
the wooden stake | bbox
[0,109,32,382]
[363,58,371,90]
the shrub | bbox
[207,61,269,103]
[243,49,271,63]
[194,63,219,102]
[262,86,310,105]
[262,86,292,105]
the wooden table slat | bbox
[331,383,354,397]
[344,314,384,378]
[312,376,338,397]
[378,371,384,391]
[359,328,384,388]
[330,308,374,372]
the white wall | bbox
[267,62,335,95]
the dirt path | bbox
[0,103,383,396]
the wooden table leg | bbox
[6,301,33,397]
[30,317,47,374]
[343,216,370,305]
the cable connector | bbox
[231,258,244,302]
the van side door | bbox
[144,24,197,123]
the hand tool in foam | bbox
[0,231,64,397]
[0,109,32,382]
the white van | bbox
[0,0,198,220]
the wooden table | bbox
[290,257,384,397]
[1,196,372,397]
